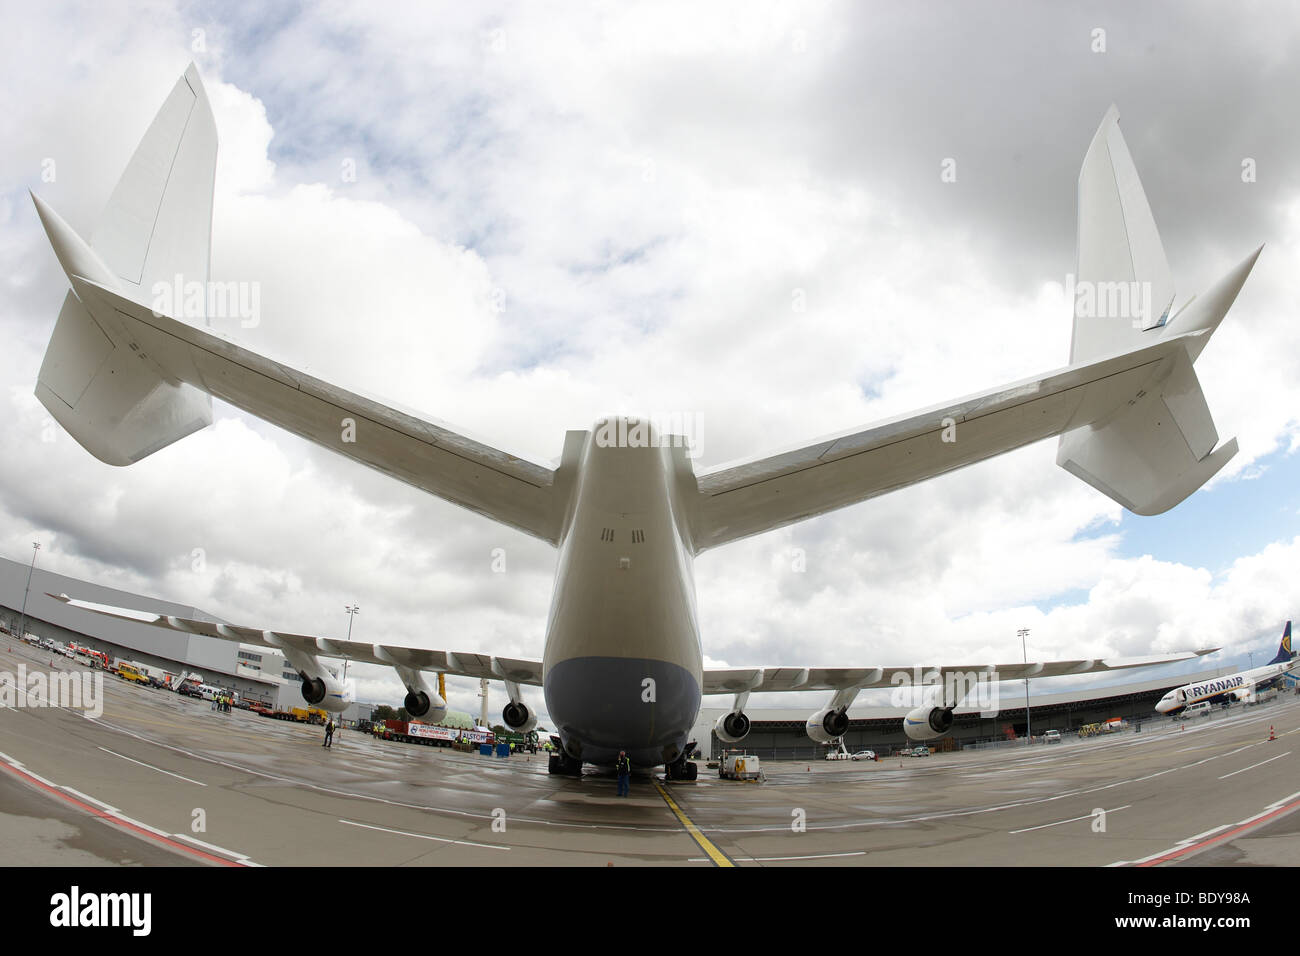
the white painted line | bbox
[60,787,119,814]
[751,850,868,861]
[1218,751,1291,780]
[98,747,207,786]
[172,833,261,865]
[338,818,509,851]
[115,816,172,838]
[1010,805,1130,834]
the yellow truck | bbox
[289,706,328,724]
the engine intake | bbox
[714,711,750,744]
[301,676,326,705]
[904,705,954,741]
[805,707,850,744]
[503,701,537,732]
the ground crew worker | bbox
[616,750,631,797]
[323,717,335,748]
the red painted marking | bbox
[1137,794,1300,867]
[0,758,242,867]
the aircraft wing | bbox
[692,331,1226,552]
[48,594,544,686]
[53,275,562,544]
[701,650,1218,695]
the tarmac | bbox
[1,637,1296,866]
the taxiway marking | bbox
[338,818,509,851]
[1113,789,1300,867]
[0,749,249,866]
[98,747,208,786]
[1217,751,1291,780]
[654,780,734,867]
[1009,804,1130,834]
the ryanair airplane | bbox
[1156,623,1295,714]
[33,67,1253,776]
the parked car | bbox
[911,746,930,757]
[1043,730,1062,743]
[851,750,877,761]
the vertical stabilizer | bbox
[1070,106,1176,363]
[1270,621,1293,665]
[90,62,217,306]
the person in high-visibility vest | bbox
[615,750,631,797]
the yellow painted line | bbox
[654,780,734,867]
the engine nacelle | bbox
[714,711,751,744]
[904,705,954,741]
[394,666,447,722]
[299,671,353,713]
[805,707,850,744]
[405,690,449,722]
[503,701,537,733]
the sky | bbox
[1,1,1298,724]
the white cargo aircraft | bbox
[1155,623,1295,713]
[33,67,1251,777]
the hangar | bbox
[0,553,296,708]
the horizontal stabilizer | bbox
[36,290,211,465]
[1056,345,1235,515]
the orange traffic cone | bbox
[1269,725,1276,741]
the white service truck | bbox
[719,753,762,781]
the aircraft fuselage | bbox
[542,419,703,767]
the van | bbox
[1184,701,1212,717]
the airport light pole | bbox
[1018,627,1031,745]
[16,542,40,644]
[343,604,359,681]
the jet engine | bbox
[805,707,850,744]
[714,711,751,744]
[396,667,447,722]
[903,705,954,741]
[503,701,537,733]
[299,671,352,712]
